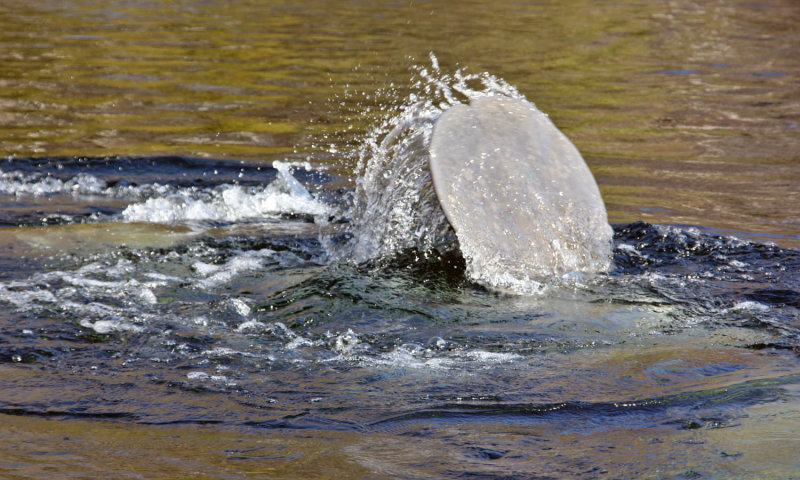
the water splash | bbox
[334,54,526,265]
[121,161,329,224]
[333,54,611,294]
[0,158,330,226]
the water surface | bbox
[1,1,799,478]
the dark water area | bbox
[1,0,800,478]
[1,155,799,479]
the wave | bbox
[0,157,331,226]
[121,161,330,224]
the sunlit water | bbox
[1,1,800,479]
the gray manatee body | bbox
[429,96,612,286]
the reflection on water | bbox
[1,0,800,478]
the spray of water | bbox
[333,53,526,265]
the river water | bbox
[1,1,799,479]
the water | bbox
[2,1,800,478]
[2,159,799,479]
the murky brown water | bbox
[2,0,798,246]
[1,1,800,479]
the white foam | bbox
[137,287,158,304]
[0,282,58,310]
[236,319,268,332]
[467,268,548,296]
[234,321,318,351]
[285,335,315,350]
[80,318,143,334]
[463,350,521,363]
[0,258,170,342]
[186,371,237,386]
[0,169,171,199]
[332,329,364,356]
[121,163,329,224]
[229,298,251,317]
[327,330,523,371]
[193,248,276,288]
[56,273,158,305]
[59,273,124,290]
[0,170,106,197]
[269,322,318,350]
[362,346,520,371]
[730,301,770,313]
[200,346,256,358]
[144,272,180,281]
[370,346,456,370]
[2,162,331,227]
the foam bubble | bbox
[285,335,315,350]
[323,327,524,371]
[467,269,547,296]
[56,273,157,305]
[462,350,521,363]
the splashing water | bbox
[0,157,330,228]
[335,54,525,262]
[334,54,610,293]
[121,161,329,224]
